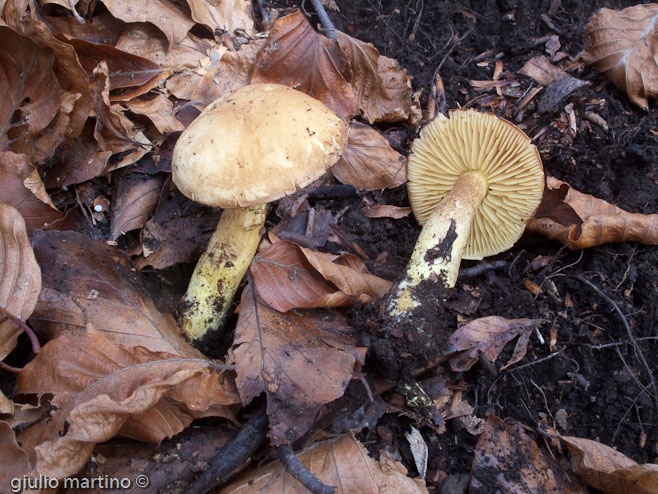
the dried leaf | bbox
[582,4,658,109]
[123,93,184,134]
[0,26,61,151]
[0,203,41,360]
[186,0,253,36]
[0,151,64,235]
[447,316,542,372]
[0,421,31,486]
[98,0,194,50]
[336,31,416,123]
[221,433,428,493]
[109,173,164,241]
[250,240,391,312]
[30,230,199,358]
[362,204,411,219]
[526,176,658,250]
[166,39,263,108]
[252,10,357,120]
[332,121,407,190]
[561,435,658,494]
[519,54,568,86]
[15,330,239,478]
[230,285,366,445]
[470,416,588,494]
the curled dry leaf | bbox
[332,121,407,191]
[186,0,253,36]
[0,152,63,235]
[336,31,418,124]
[561,435,658,494]
[123,93,184,134]
[15,329,239,478]
[109,173,165,241]
[221,433,428,494]
[252,10,357,120]
[447,316,542,372]
[526,176,658,250]
[250,239,391,313]
[0,203,41,361]
[582,4,658,109]
[362,204,412,219]
[230,284,366,445]
[30,230,199,358]
[470,416,588,494]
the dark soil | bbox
[273,0,658,484]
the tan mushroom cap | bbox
[172,83,348,208]
[407,109,544,260]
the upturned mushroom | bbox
[389,109,544,316]
[172,83,348,343]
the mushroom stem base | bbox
[180,204,266,342]
[389,171,488,316]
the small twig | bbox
[307,0,337,41]
[308,184,358,201]
[540,13,562,34]
[0,361,23,373]
[459,260,506,279]
[276,445,337,494]
[0,306,41,354]
[186,409,269,493]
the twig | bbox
[276,445,337,494]
[308,184,358,200]
[459,260,506,279]
[0,306,41,354]
[186,409,269,493]
[576,275,658,423]
[307,0,337,41]
[0,361,22,373]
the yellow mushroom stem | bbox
[180,204,266,342]
[389,171,488,317]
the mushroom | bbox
[389,109,544,316]
[172,83,348,342]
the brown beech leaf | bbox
[98,0,194,50]
[186,0,253,36]
[336,31,417,123]
[0,421,31,486]
[250,239,391,313]
[526,176,658,250]
[15,329,239,478]
[0,152,64,235]
[221,433,428,493]
[470,416,588,494]
[332,121,407,190]
[561,436,658,494]
[123,93,184,134]
[166,39,263,109]
[230,284,366,445]
[252,10,357,120]
[30,230,199,358]
[0,26,61,151]
[44,12,125,45]
[447,316,542,372]
[362,204,411,219]
[582,4,658,109]
[0,203,41,361]
[109,173,165,241]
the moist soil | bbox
[271,0,658,484]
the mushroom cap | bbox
[172,83,348,208]
[407,109,544,260]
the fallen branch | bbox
[276,445,337,494]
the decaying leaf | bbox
[186,0,253,36]
[15,329,239,478]
[362,204,411,219]
[0,151,63,235]
[336,31,417,123]
[581,4,658,109]
[561,435,658,494]
[222,433,428,493]
[332,121,407,191]
[230,284,366,445]
[252,10,357,120]
[527,176,658,250]
[109,172,165,241]
[0,203,41,361]
[30,230,199,358]
[123,93,184,134]
[447,316,542,372]
[0,421,31,486]
[250,239,391,313]
[470,416,588,494]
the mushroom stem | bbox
[389,171,488,316]
[180,204,266,342]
